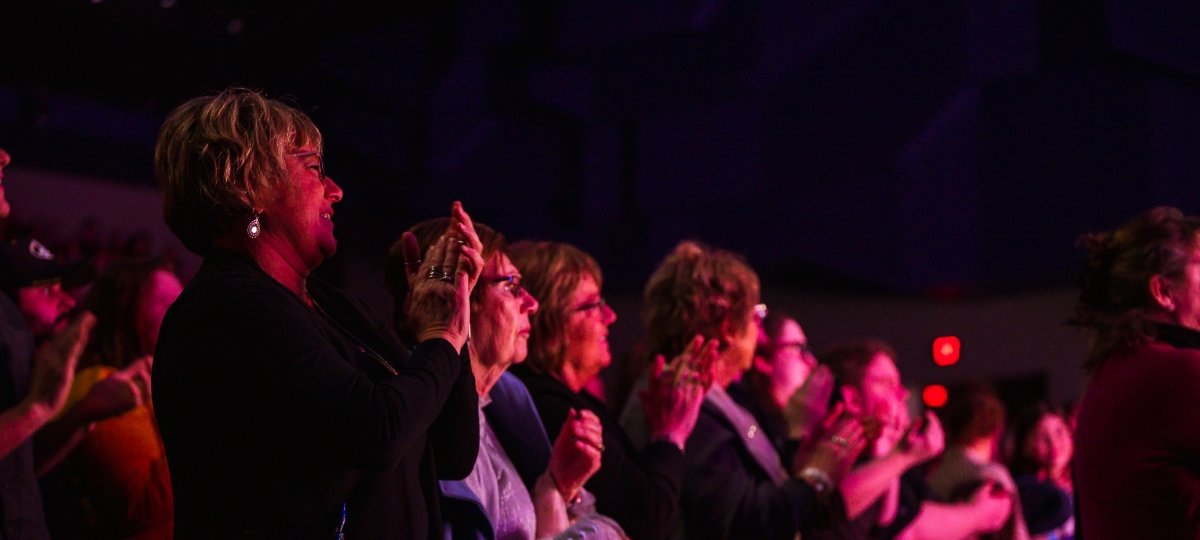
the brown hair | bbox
[643,240,760,359]
[819,340,897,394]
[81,258,176,369]
[383,217,507,336]
[508,240,603,374]
[1073,206,1200,372]
[155,87,323,255]
[938,381,1006,446]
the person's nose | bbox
[521,288,539,314]
[602,303,617,325]
[325,176,344,203]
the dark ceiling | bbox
[4,0,1200,297]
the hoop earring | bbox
[246,214,262,239]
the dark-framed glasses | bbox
[484,274,525,298]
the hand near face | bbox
[402,202,485,352]
[898,410,944,464]
[783,364,833,440]
[547,408,603,503]
[26,312,95,417]
[641,335,717,449]
[76,355,153,422]
[793,402,868,482]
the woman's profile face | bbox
[1024,413,1073,471]
[472,253,539,370]
[561,273,617,387]
[258,148,343,271]
[766,319,817,397]
[1168,246,1200,332]
[136,269,183,355]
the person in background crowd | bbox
[806,341,1011,540]
[622,240,868,540]
[1007,404,1074,540]
[389,220,624,539]
[508,239,713,539]
[40,259,179,539]
[0,145,95,539]
[926,382,1029,540]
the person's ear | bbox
[1150,274,1176,312]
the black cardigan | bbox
[510,363,685,540]
[153,251,478,538]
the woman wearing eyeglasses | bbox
[388,222,624,539]
[621,241,869,540]
[505,240,714,540]
[152,88,481,538]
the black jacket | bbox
[511,363,685,540]
[153,251,478,539]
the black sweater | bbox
[154,251,478,538]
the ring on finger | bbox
[830,435,850,448]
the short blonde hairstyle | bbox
[643,240,760,358]
[155,88,323,254]
[508,240,603,374]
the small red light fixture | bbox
[932,336,960,366]
[923,384,949,408]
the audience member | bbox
[390,221,624,538]
[926,382,1029,540]
[508,239,713,539]
[1072,206,1200,539]
[621,241,867,539]
[1008,404,1074,540]
[0,146,95,540]
[151,89,480,537]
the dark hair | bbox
[508,240,603,375]
[81,258,175,369]
[383,217,506,337]
[755,309,797,360]
[155,88,322,255]
[1006,403,1067,477]
[819,339,897,394]
[938,381,1006,446]
[1073,206,1200,372]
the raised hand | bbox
[402,202,484,352]
[546,408,604,503]
[76,355,153,422]
[784,364,834,440]
[642,335,717,449]
[27,312,96,416]
[899,410,944,464]
[793,402,868,482]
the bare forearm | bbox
[840,451,918,518]
[901,501,984,540]
[0,399,54,460]
[532,472,570,538]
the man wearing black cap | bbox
[0,146,95,540]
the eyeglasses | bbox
[484,274,525,298]
[573,297,608,315]
[776,341,814,356]
[290,150,325,181]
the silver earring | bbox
[246,214,261,239]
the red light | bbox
[923,384,949,408]
[932,336,960,366]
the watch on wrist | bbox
[797,466,834,496]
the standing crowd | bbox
[0,88,1192,539]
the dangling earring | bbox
[246,213,262,239]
